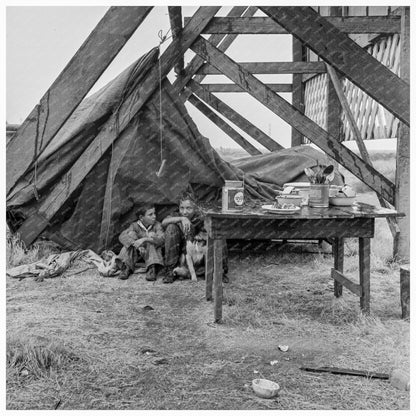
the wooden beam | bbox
[186,80,283,152]
[6,6,153,196]
[291,38,305,146]
[331,269,362,297]
[359,238,371,313]
[16,6,221,247]
[198,61,326,75]
[198,83,293,93]
[184,16,401,35]
[259,6,409,126]
[333,238,344,297]
[187,93,261,156]
[394,7,410,261]
[325,63,400,238]
[190,36,395,204]
[173,6,256,94]
[168,6,184,75]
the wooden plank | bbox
[187,93,261,155]
[326,63,400,238]
[191,37,396,204]
[300,366,389,379]
[208,217,375,240]
[326,67,342,142]
[206,235,214,301]
[173,6,253,94]
[213,239,224,323]
[332,269,362,297]
[6,6,153,196]
[359,237,371,313]
[199,61,326,75]
[16,6,221,246]
[394,7,410,261]
[186,80,283,152]
[168,6,184,75]
[259,6,409,126]
[400,264,410,319]
[333,238,344,297]
[292,38,305,146]
[199,83,293,93]
[185,16,401,34]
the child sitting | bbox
[162,194,228,284]
[117,203,164,281]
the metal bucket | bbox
[222,180,244,211]
[308,184,329,208]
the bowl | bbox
[275,194,303,207]
[252,378,280,399]
[329,196,356,206]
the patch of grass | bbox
[6,233,60,268]
[7,338,80,379]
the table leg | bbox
[205,236,214,301]
[213,239,224,323]
[333,238,344,297]
[359,237,371,314]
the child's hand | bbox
[181,217,192,233]
[148,231,157,238]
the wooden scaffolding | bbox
[6,6,410,260]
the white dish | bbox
[329,196,356,206]
[262,205,301,214]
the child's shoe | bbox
[146,265,157,281]
[118,264,132,280]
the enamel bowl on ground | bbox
[252,378,280,399]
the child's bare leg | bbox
[186,254,198,281]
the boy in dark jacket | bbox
[117,204,164,281]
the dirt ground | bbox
[6,245,410,410]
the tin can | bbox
[222,180,244,211]
[308,184,329,208]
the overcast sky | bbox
[6,4,296,151]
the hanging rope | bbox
[156,29,172,178]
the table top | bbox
[203,201,403,220]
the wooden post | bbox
[291,38,305,147]
[326,7,343,144]
[206,236,214,301]
[213,239,224,323]
[400,265,410,319]
[359,237,371,314]
[394,7,410,261]
[168,6,184,75]
[333,238,344,297]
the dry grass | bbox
[6,225,409,410]
[6,146,409,410]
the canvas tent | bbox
[6,47,342,253]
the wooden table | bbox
[204,203,403,323]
